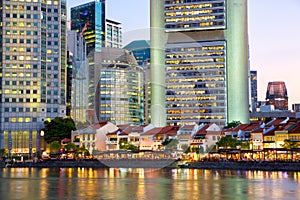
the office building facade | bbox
[0,0,67,154]
[266,81,288,110]
[71,0,105,55]
[250,70,258,112]
[124,40,151,123]
[151,0,249,126]
[94,48,145,125]
[105,19,122,49]
[67,31,89,127]
[71,0,106,122]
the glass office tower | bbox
[71,0,106,122]
[94,48,145,125]
[266,81,288,110]
[71,0,105,55]
[0,0,67,154]
[151,0,249,126]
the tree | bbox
[224,120,241,129]
[0,149,7,157]
[64,142,77,151]
[162,139,179,150]
[50,141,61,153]
[43,117,76,143]
[77,146,90,157]
[119,140,139,151]
[216,136,240,149]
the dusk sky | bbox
[69,0,300,109]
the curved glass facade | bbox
[95,49,145,125]
[166,41,226,125]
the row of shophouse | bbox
[70,118,300,155]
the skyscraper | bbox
[94,48,145,125]
[151,0,249,126]
[67,31,89,127]
[71,0,106,122]
[71,0,105,55]
[250,70,258,112]
[0,0,67,154]
[124,40,151,124]
[105,19,122,49]
[266,81,288,110]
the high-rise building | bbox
[106,19,122,49]
[67,31,89,127]
[0,0,67,154]
[94,48,145,125]
[71,0,106,122]
[266,81,288,110]
[124,40,150,66]
[124,40,151,124]
[71,0,105,55]
[151,0,249,126]
[250,70,258,112]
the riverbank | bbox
[2,159,300,171]
[0,160,108,168]
[187,161,300,171]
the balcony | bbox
[106,140,118,145]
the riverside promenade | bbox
[187,161,300,171]
[2,159,300,171]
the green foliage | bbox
[50,141,61,153]
[43,117,76,143]
[162,139,179,149]
[75,121,90,130]
[64,142,77,151]
[119,140,139,151]
[77,146,90,157]
[281,139,300,149]
[224,120,241,129]
[216,136,241,149]
[240,141,250,150]
[0,149,7,156]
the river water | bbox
[0,168,300,200]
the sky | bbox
[68,0,300,109]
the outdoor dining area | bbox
[206,148,300,162]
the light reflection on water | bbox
[0,168,300,200]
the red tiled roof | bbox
[195,124,210,135]
[142,127,163,136]
[106,130,118,136]
[180,125,195,130]
[251,128,264,133]
[289,124,300,133]
[266,119,286,127]
[264,129,275,136]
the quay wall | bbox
[0,160,108,168]
[187,161,300,171]
[2,160,300,171]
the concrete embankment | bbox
[187,161,300,171]
[0,159,177,169]
[2,160,300,171]
[0,160,108,168]
[99,159,178,168]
